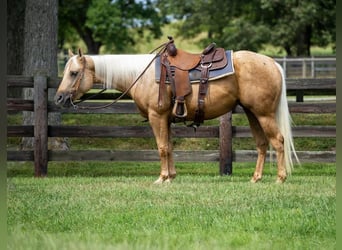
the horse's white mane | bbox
[89,54,155,89]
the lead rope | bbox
[70,40,171,110]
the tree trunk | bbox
[72,23,101,54]
[82,34,101,54]
[7,0,25,97]
[21,0,69,150]
[295,25,312,56]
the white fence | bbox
[274,57,336,78]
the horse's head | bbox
[54,48,95,107]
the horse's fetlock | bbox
[160,174,169,181]
[169,173,176,180]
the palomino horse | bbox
[55,47,299,184]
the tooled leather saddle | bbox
[156,37,235,127]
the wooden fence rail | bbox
[7,75,336,176]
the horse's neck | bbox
[90,54,155,93]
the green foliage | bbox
[59,0,335,56]
[259,0,336,56]
[58,0,165,53]
[156,0,335,56]
[58,0,95,52]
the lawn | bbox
[7,96,336,249]
[7,162,336,250]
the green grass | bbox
[7,162,336,250]
[7,95,336,249]
[258,44,336,57]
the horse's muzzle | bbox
[54,92,71,107]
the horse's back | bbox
[233,50,280,77]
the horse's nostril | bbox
[54,93,64,105]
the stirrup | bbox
[172,99,188,118]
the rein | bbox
[69,40,172,110]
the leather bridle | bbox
[67,39,173,110]
[70,56,87,98]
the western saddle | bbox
[159,36,228,127]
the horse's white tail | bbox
[275,63,300,174]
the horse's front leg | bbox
[148,112,176,184]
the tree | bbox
[259,0,336,56]
[21,0,68,150]
[58,0,165,54]
[156,0,335,56]
[7,0,25,75]
[7,0,26,98]
[156,0,269,51]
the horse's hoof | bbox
[154,177,164,184]
[154,174,176,184]
[250,178,260,183]
[276,176,286,184]
[250,174,262,183]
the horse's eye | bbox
[70,71,78,77]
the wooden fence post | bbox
[34,75,48,177]
[219,111,233,175]
[296,90,304,102]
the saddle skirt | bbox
[155,50,235,84]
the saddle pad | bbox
[155,50,235,83]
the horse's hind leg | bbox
[257,116,287,183]
[244,108,269,183]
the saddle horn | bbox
[166,36,177,56]
[202,43,216,55]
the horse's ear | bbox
[68,49,74,58]
[78,48,83,57]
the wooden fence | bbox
[7,75,336,176]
